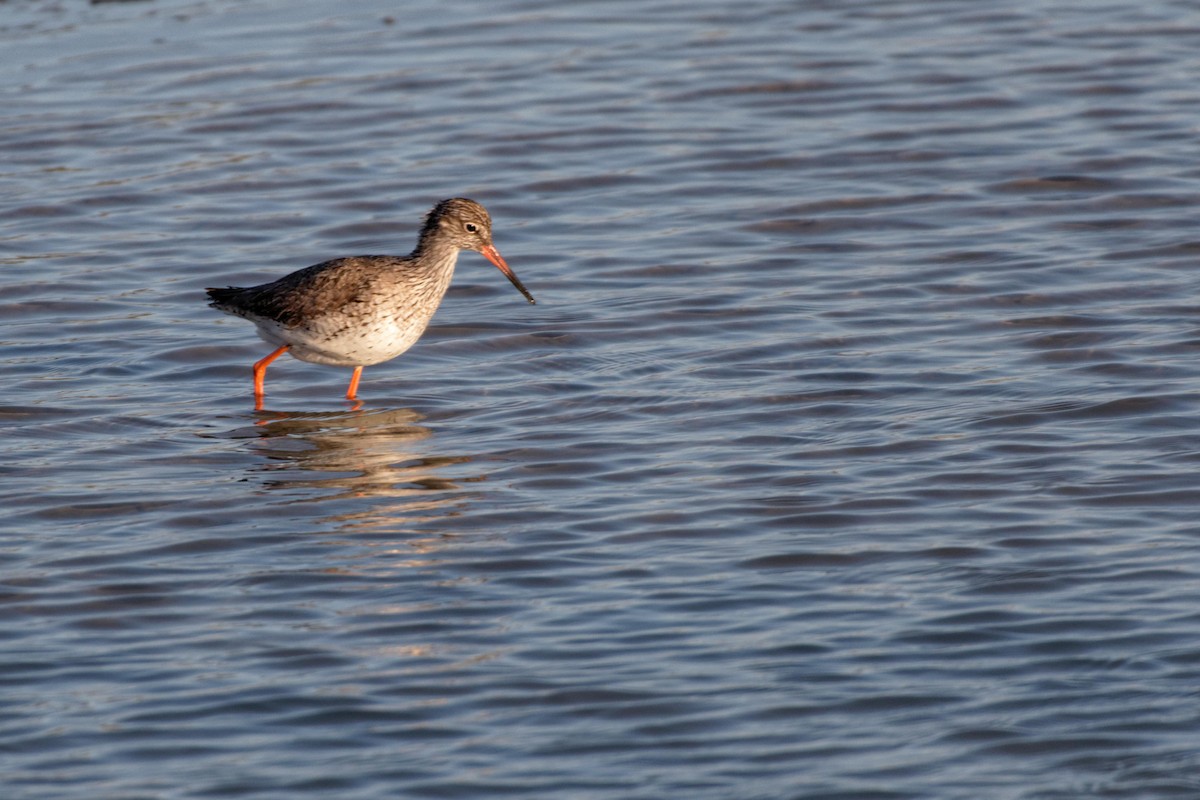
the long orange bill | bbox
[481,245,536,305]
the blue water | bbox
[3,1,1200,797]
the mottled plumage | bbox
[206,198,534,406]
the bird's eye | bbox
[465,223,478,233]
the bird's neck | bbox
[412,233,461,268]
[404,232,462,308]
[402,242,458,304]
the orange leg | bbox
[346,366,364,400]
[252,345,290,402]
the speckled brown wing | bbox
[207,256,396,327]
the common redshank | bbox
[206,198,534,407]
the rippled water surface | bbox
[4,1,1200,797]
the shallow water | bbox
[4,1,1200,797]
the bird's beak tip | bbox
[481,245,536,305]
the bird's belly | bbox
[254,314,430,367]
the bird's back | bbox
[207,256,408,327]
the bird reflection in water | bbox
[232,406,482,533]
